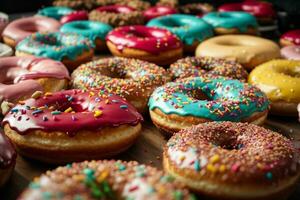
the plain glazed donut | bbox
[16,32,94,71]
[71,57,170,113]
[19,160,194,199]
[60,10,88,24]
[249,60,300,116]
[202,11,258,35]
[0,56,69,114]
[281,45,300,61]
[168,56,248,81]
[280,29,300,47]
[3,89,143,164]
[196,35,280,70]
[149,76,269,136]
[89,5,144,27]
[2,16,60,48]
[0,130,16,187]
[164,121,300,200]
[106,25,183,65]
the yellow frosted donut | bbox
[249,59,300,116]
[195,35,280,70]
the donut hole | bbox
[212,137,243,150]
[162,19,183,28]
[126,30,147,39]
[73,23,90,30]
[278,68,300,78]
[186,90,210,101]
[98,67,127,79]
[217,41,247,47]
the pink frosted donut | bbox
[281,45,300,61]
[143,6,177,22]
[2,16,60,47]
[60,10,88,24]
[0,56,69,113]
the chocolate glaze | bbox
[0,131,16,169]
[3,89,143,136]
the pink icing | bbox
[96,5,135,13]
[106,25,182,55]
[143,6,177,22]
[60,10,88,24]
[281,45,300,61]
[0,56,69,103]
[281,30,300,45]
[218,3,243,12]
[2,16,60,43]
[2,89,143,136]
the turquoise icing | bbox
[37,6,74,20]
[16,32,93,61]
[148,77,269,121]
[202,11,258,33]
[147,14,213,45]
[60,21,113,42]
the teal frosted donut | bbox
[16,32,94,70]
[147,14,213,52]
[202,11,258,35]
[60,20,113,50]
[38,6,74,20]
[149,76,269,135]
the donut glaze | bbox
[143,6,177,22]
[37,6,74,20]
[164,122,300,198]
[0,43,13,57]
[60,10,88,24]
[106,25,182,55]
[149,76,269,121]
[202,12,258,33]
[281,45,300,61]
[0,131,16,169]
[2,16,60,44]
[19,160,194,200]
[147,14,213,46]
[2,89,143,136]
[0,56,69,104]
[16,32,93,61]
[281,30,300,46]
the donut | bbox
[168,56,248,81]
[2,16,61,48]
[280,29,300,47]
[0,130,16,187]
[106,25,183,65]
[249,60,300,116]
[53,0,94,10]
[37,6,74,20]
[179,3,214,17]
[281,45,300,61]
[93,0,151,11]
[143,6,177,22]
[60,10,89,24]
[0,56,69,114]
[196,35,281,70]
[156,0,178,8]
[163,121,300,200]
[89,5,144,27]
[0,12,9,36]
[71,57,170,113]
[15,32,94,71]
[0,43,13,57]
[60,20,113,51]
[19,160,194,199]
[3,89,143,164]
[147,14,213,53]
[149,76,269,136]
[202,11,258,35]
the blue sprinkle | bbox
[120,105,128,109]
[32,109,43,115]
[194,160,201,171]
[11,108,19,113]
[68,96,73,101]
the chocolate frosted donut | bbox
[164,122,300,200]
[19,160,194,200]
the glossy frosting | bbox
[60,20,113,42]
[149,76,269,121]
[3,89,143,135]
[60,10,88,24]
[16,32,93,61]
[0,12,9,35]
[281,29,300,45]
[0,43,13,57]
[143,6,177,22]
[0,130,16,169]
[106,25,182,54]
[0,56,69,103]
[281,45,300,61]
[96,5,135,13]
[37,6,74,20]
[249,60,300,103]
[147,14,213,45]
[2,16,60,43]
[202,11,258,32]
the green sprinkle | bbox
[173,190,183,200]
[51,110,61,115]
[194,160,201,171]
